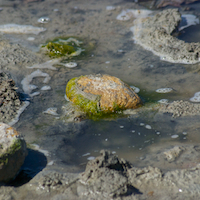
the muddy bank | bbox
[2,149,200,200]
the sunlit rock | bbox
[66,74,142,118]
[0,123,27,182]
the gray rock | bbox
[77,150,136,199]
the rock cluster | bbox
[0,72,21,123]
[66,74,142,117]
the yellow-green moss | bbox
[41,36,84,58]
[66,77,101,117]
[46,42,76,57]
[0,139,22,165]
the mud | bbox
[2,150,200,200]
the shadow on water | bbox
[8,148,47,187]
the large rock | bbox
[66,74,142,117]
[0,123,27,182]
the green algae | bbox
[0,139,23,165]
[41,36,96,60]
[66,77,101,118]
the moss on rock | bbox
[66,74,142,119]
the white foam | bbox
[179,14,199,31]
[190,91,200,102]
[30,91,40,97]
[21,69,51,95]
[63,62,77,68]
[156,88,173,93]
[64,94,70,101]
[37,17,50,24]
[27,59,59,70]
[145,125,151,129]
[8,101,30,126]
[171,134,179,139]
[27,37,35,41]
[116,9,152,21]
[158,99,169,104]
[0,24,46,34]
[43,107,58,116]
[47,160,54,166]
[31,144,49,156]
[41,85,51,91]
[106,6,116,11]
[82,153,90,157]
[130,85,140,93]
[87,156,95,160]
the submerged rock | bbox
[0,123,27,182]
[131,9,200,64]
[41,37,84,58]
[66,74,142,117]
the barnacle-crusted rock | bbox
[0,123,27,182]
[160,100,200,117]
[66,74,142,117]
[0,72,21,123]
[131,9,200,64]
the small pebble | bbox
[145,125,151,129]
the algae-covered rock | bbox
[41,37,84,58]
[66,74,142,117]
[0,123,27,182]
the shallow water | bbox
[1,0,200,180]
